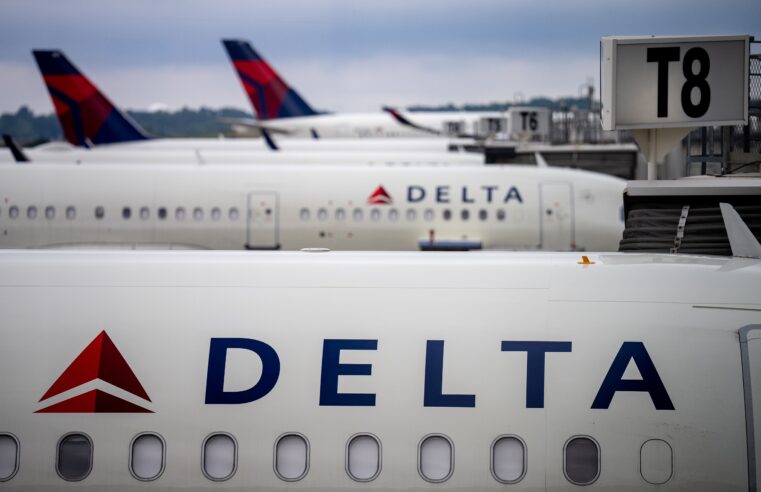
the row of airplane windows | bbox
[299,207,510,223]
[0,432,673,486]
[0,206,515,223]
[0,205,241,222]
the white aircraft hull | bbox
[0,164,625,251]
[0,149,482,166]
[0,250,759,490]
[256,111,503,139]
[29,137,474,153]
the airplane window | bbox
[228,207,239,221]
[299,208,310,221]
[346,434,381,482]
[158,207,167,220]
[424,209,434,221]
[496,209,506,221]
[175,207,186,221]
[202,433,236,481]
[406,209,417,221]
[317,208,328,222]
[66,206,76,220]
[122,207,131,220]
[388,209,399,221]
[94,206,105,220]
[370,209,381,222]
[0,434,19,481]
[27,206,37,219]
[130,433,165,481]
[275,433,309,481]
[461,209,470,221]
[193,207,203,221]
[491,436,526,484]
[57,433,93,481]
[139,207,150,221]
[442,210,452,221]
[352,208,363,221]
[45,206,56,220]
[419,435,453,483]
[479,209,488,221]
[335,208,346,221]
[211,207,221,221]
[640,439,673,484]
[564,436,599,485]
[9,206,18,220]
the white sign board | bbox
[601,35,749,131]
[507,106,551,141]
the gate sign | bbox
[601,35,749,131]
[507,106,550,141]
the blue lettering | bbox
[205,338,280,404]
[408,185,426,203]
[592,342,674,410]
[504,186,523,203]
[424,340,476,407]
[501,341,572,408]
[319,339,377,406]
[436,186,450,203]
[462,187,474,203]
[482,185,498,203]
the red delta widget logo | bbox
[367,185,393,205]
[36,331,152,413]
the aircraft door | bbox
[540,183,574,250]
[246,191,279,249]
[740,325,761,491]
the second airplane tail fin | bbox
[32,50,149,147]
[222,39,319,120]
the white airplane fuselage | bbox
[0,149,483,166]
[26,137,475,153]
[257,111,504,139]
[0,164,624,251]
[0,250,759,491]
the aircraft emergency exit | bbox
[0,249,759,490]
[0,163,624,251]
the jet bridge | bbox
[619,178,761,255]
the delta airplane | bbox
[0,240,759,489]
[30,49,473,154]
[0,163,624,251]
[222,39,505,139]
[0,144,483,166]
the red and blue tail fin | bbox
[222,39,319,120]
[32,50,149,147]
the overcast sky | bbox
[0,0,758,114]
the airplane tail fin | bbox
[32,50,149,147]
[222,39,319,120]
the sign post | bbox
[601,35,749,178]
